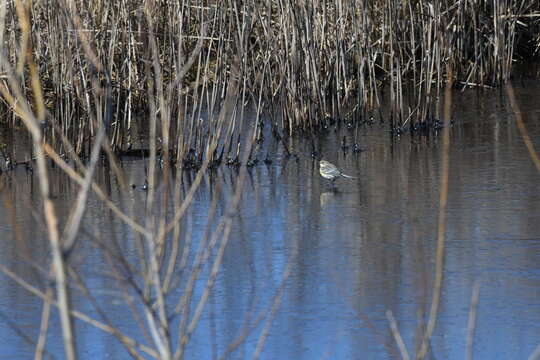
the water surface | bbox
[0,83,539,359]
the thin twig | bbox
[387,310,410,360]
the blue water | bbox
[0,84,539,359]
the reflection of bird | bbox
[319,160,354,185]
[320,191,335,207]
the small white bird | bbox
[319,160,354,185]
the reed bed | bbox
[0,0,538,166]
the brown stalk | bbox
[0,7,76,359]
[387,310,411,360]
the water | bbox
[0,83,539,359]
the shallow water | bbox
[1,83,539,359]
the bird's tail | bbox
[341,173,355,179]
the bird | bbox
[319,160,354,186]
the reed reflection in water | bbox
[0,84,539,359]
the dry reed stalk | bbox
[387,309,411,360]
[529,344,540,360]
[0,3,76,359]
[0,263,158,358]
[34,286,53,360]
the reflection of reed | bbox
[417,64,453,359]
[506,84,540,173]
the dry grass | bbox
[0,0,538,162]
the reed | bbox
[0,0,537,164]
